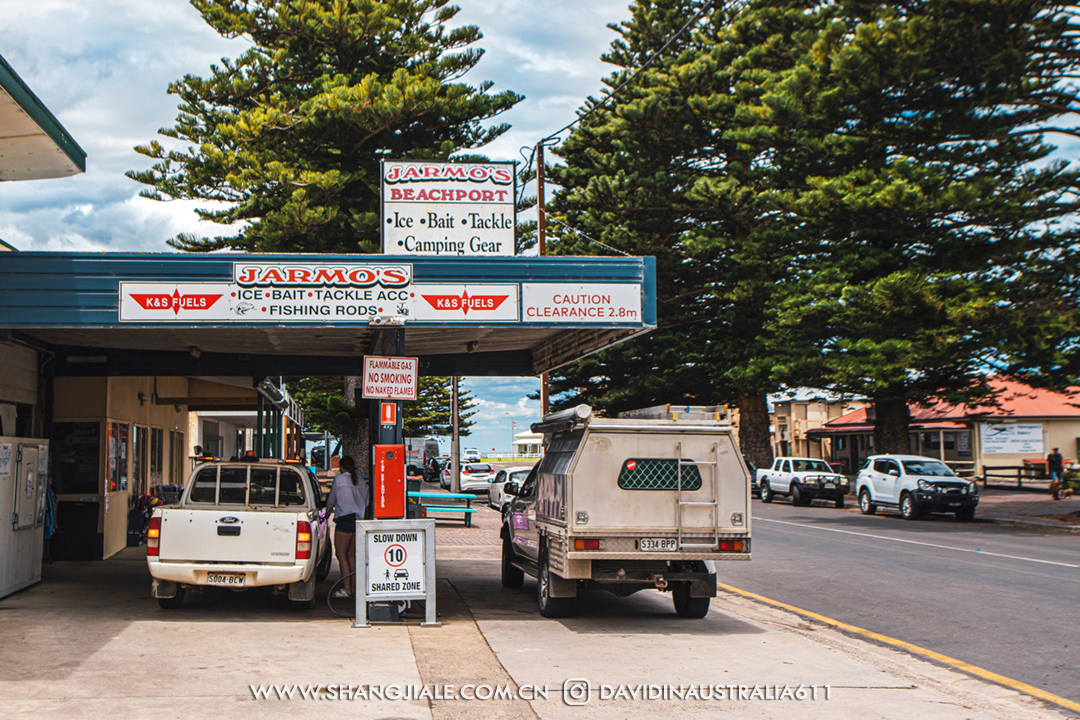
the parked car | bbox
[745,457,758,498]
[462,447,482,463]
[146,458,332,609]
[443,462,495,493]
[856,454,978,521]
[757,457,850,507]
[427,456,450,484]
[489,465,534,510]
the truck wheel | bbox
[955,507,976,522]
[791,484,805,507]
[858,488,876,515]
[315,541,333,582]
[835,495,846,509]
[501,533,524,588]
[760,482,774,503]
[672,583,710,618]
[537,555,572,618]
[157,587,185,609]
[900,492,921,520]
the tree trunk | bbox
[871,396,911,455]
[738,390,774,469]
[340,375,369,469]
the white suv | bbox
[856,455,978,521]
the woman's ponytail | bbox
[340,455,358,485]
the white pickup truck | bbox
[147,459,332,609]
[756,457,850,507]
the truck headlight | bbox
[917,479,937,493]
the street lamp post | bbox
[505,412,515,458]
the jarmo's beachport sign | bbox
[381,160,516,257]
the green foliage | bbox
[289,375,476,437]
[128,0,522,253]
[404,376,477,436]
[549,0,1080,455]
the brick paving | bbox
[975,487,1080,525]
[415,483,502,547]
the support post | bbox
[256,394,264,457]
[451,376,460,493]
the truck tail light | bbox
[147,516,161,557]
[296,521,312,560]
[719,540,744,552]
[574,539,604,550]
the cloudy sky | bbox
[0,0,634,453]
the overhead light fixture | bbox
[466,341,479,353]
[368,315,406,327]
[138,392,150,406]
[189,345,202,358]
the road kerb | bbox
[716,582,1080,715]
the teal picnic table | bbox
[408,491,478,527]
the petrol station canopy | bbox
[0,252,656,378]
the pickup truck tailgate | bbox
[157,510,298,563]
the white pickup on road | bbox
[756,456,850,507]
[146,459,332,609]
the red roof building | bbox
[807,379,1080,476]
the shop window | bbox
[52,422,101,495]
[836,437,846,451]
[150,428,163,484]
[107,422,129,493]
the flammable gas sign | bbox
[367,531,425,597]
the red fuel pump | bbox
[372,444,406,519]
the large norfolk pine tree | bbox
[129,0,521,456]
[778,1,1080,452]
[552,0,1080,458]
[548,0,834,468]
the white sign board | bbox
[362,356,418,400]
[381,160,516,257]
[0,443,11,478]
[410,284,519,322]
[120,263,413,322]
[366,529,425,598]
[522,283,642,323]
[980,423,1044,455]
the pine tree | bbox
[128,0,522,253]
[548,0,832,467]
[775,0,1080,451]
[133,1,524,460]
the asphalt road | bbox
[717,497,1080,705]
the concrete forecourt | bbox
[1,508,1074,720]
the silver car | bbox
[489,466,534,510]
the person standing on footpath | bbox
[326,455,367,597]
[1047,447,1065,500]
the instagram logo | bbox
[562,679,592,706]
